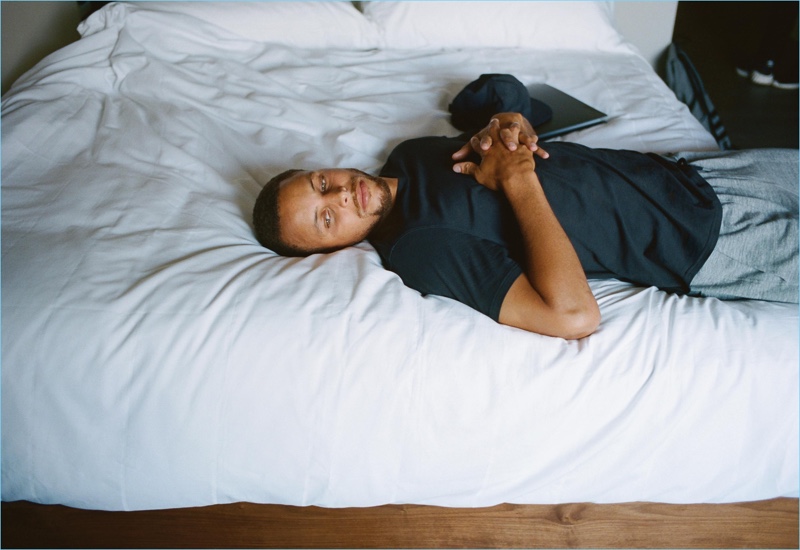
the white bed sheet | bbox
[2,3,797,511]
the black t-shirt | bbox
[370,136,722,320]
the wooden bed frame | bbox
[3,497,797,548]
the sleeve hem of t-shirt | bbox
[683,197,724,289]
[489,265,524,322]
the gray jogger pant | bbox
[676,148,798,303]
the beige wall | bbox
[614,1,679,69]
[2,1,81,95]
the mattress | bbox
[2,1,797,511]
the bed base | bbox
[3,498,797,548]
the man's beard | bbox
[350,169,393,227]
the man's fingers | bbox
[455,117,536,161]
[451,142,473,160]
[518,133,548,158]
[479,118,501,150]
[500,123,521,150]
[520,132,538,150]
[453,161,478,175]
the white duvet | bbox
[2,3,797,511]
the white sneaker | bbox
[773,79,799,90]
[750,60,776,86]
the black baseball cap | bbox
[449,74,553,131]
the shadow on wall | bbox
[2,2,82,95]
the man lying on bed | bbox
[252,113,799,339]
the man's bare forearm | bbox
[501,170,596,316]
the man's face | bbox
[278,168,394,253]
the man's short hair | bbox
[252,169,307,256]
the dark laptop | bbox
[528,83,608,140]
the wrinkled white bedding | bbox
[2,3,797,511]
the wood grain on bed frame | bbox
[3,498,797,548]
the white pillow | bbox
[362,1,627,52]
[130,2,381,49]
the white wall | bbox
[614,1,679,69]
[0,1,678,96]
[2,1,81,95]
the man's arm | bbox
[453,120,600,339]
